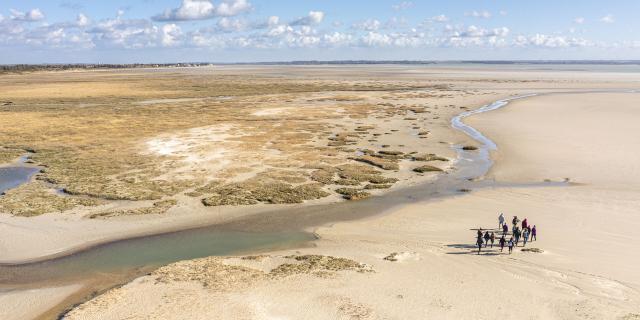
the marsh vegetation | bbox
[0,68,460,217]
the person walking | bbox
[502,223,508,236]
[490,232,495,248]
[522,218,528,230]
[498,213,505,229]
[477,228,483,240]
[523,228,530,247]
[499,236,506,252]
[531,225,537,241]
[508,237,514,254]
[483,231,491,248]
[477,236,484,254]
[514,227,521,247]
[512,216,520,230]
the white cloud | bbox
[514,34,592,48]
[216,0,252,17]
[466,10,491,19]
[392,1,413,11]
[352,19,381,31]
[161,24,182,46]
[154,0,214,21]
[89,18,161,49]
[499,10,508,16]
[447,25,509,38]
[290,11,324,26]
[323,32,353,46]
[361,32,392,47]
[77,13,90,27]
[10,8,45,22]
[440,24,509,48]
[0,5,628,54]
[216,17,247,32]
[385,16,408,29]
[574,17,585,24]
[600,14,614,23]
[153,0,251,21]
[309,11,325,24]
[430,14,449,23]
[267,16,279,27]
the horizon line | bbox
[3,59,640,67]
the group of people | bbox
[475,213,538,254]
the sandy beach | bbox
[63,90,640,318]
[3,0,640,318]
[1,66,640,319]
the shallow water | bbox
[451,94,537,174]
[0,229,313,285]
[0,166,39,194]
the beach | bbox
[1,66,640,319]
[63,90,640,319]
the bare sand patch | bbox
[0,284,82,320]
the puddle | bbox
[0,166,39,195]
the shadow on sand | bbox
[446,244,504,256]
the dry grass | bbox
[353,155,399,171]
[0,147,24,163]
[413,165,444,173]
[0,181,102,217]
[364,184,392,189]
[151,254,371,291]
[0,69,455,215]
[201,179,329,206]
[412,154,449,162]
[270,255,371,276]
[335,187,371,200]
[88,199,177,219]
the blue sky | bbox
[1,0,639,63]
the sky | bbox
[1,0,639,63]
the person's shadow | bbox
[445,244,502,256]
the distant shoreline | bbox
[2,60,640,73]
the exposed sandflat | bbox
[63,89,640,318]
